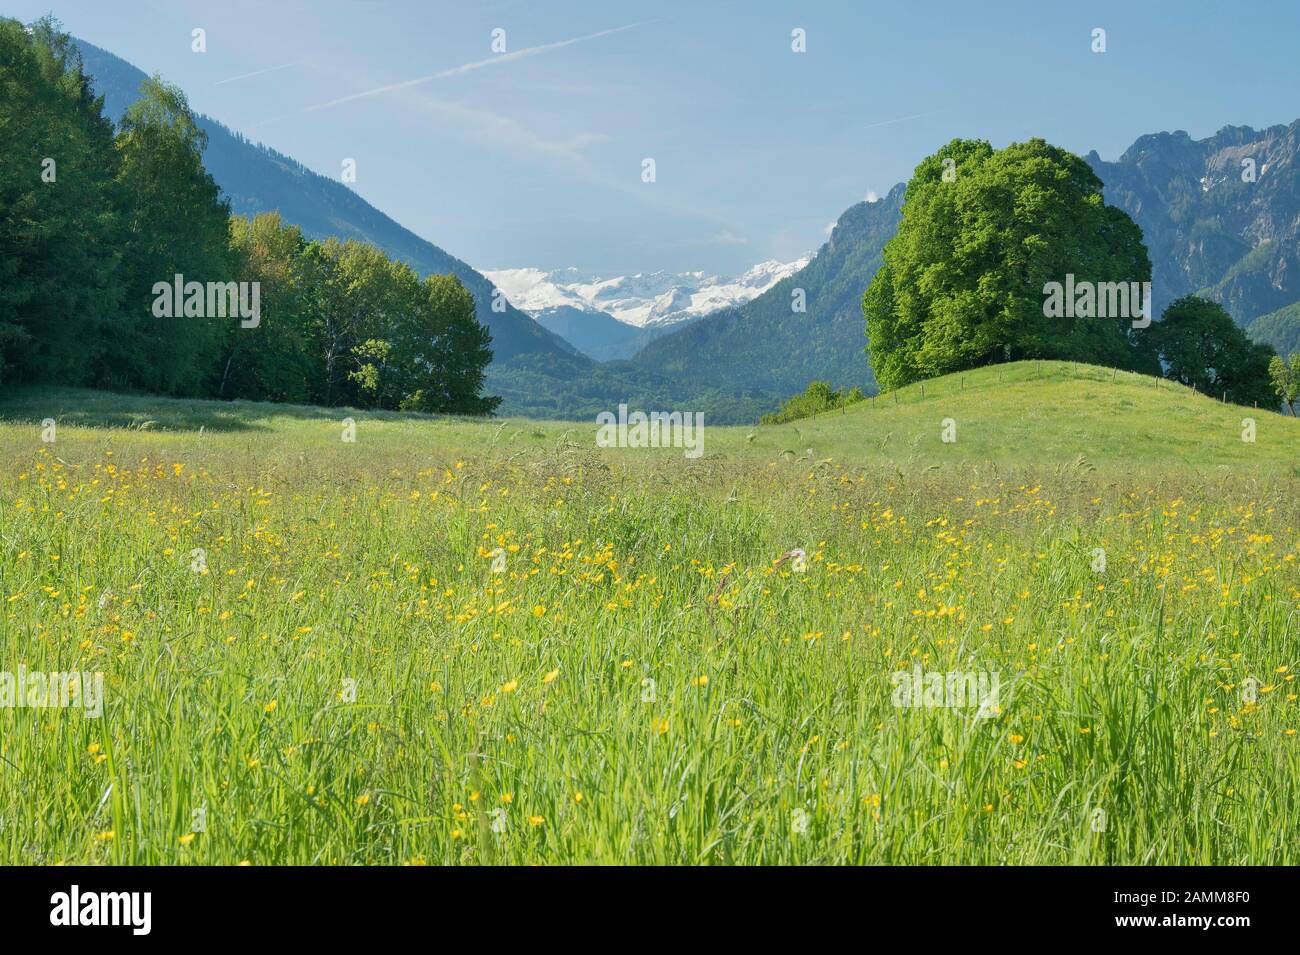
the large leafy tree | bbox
[1152,296,1277,407]
[344,255,435,410]
[864,138,1158,390]
[0,16,124,385]
[216,213,317,401]
[111,75,232,394]
[412,274,499,415]
[305,240,500,413]
[304,238,403,407]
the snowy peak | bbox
[482,257,810,329]
[482,267,588,316]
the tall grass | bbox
[1,393,1296,863]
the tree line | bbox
[0,17,499,414]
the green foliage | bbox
[300,238,495,413]
[221,220,498,414]
[0,16,124,385]
[219,212,315,402]
[1151,296,1277,408]
[75,35,569,367]
[309,239,412,407]
[416,274,500,415]
[110,74,232,394]
[760,380,864,424]
[864,138,1158,391]
[1267,352,1300,416]
[0,19,500,415]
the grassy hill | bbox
[4,362,1295,476]
[757,360,1299,474]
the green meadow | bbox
[1,361,1298,864]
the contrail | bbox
[298,21,652,114]
[863,111,939,131]
[215,61,302,85]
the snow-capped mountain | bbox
[483,258,810,330]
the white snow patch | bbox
[483,257,811,328]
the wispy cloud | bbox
[296,21,652,116]
[240,16,739,239]
[215,61,302,86]
[368,89,743,236]
[392,93,612,163]
[863,111,939,131]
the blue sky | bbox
[7,0,1300,274]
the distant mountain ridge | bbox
[485,258,808,360]
[480,192,902,422]
[1085,121,1300,328]
[486,259,808,327]
[630,190,904,396]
